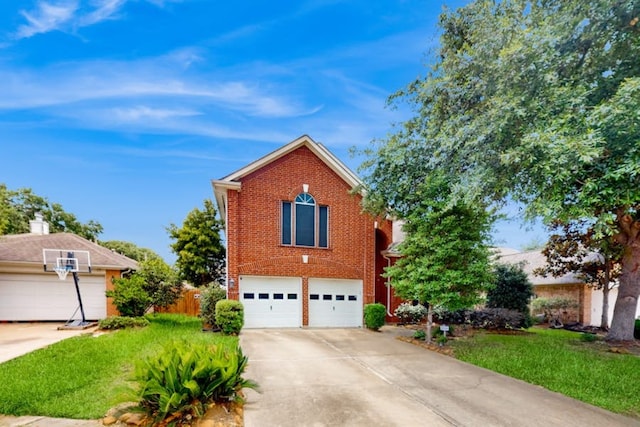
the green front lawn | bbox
[450,328,640,418]
[0,314,236,419]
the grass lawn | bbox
[0,314,237,419]
[450,328,640,418]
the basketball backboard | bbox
[43,249,92,274]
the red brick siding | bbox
[225,146,389,325]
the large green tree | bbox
[167,199,225,287]
[0,184,103,240]
[365,0,640,341]
[380,177,495,340]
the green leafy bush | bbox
[394,302,427,324]
[469,308,527,330]
[413,329,426,340]
[530,297,578,327]
[364,303,386,330]
[135,340,258,423]
[98,316,149,330]
[635,318,640,339]
[106,275,152,317]
[215,300,244,335]
[487,263,534,314]
[200,285,227,329]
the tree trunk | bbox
[426,305,433,342]
[607,215,640,341]
[601,284,610,330]
[600,261,610,330]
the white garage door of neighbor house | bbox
[0,273,106,321]
[308,278,363,327]
[239,276,302,328]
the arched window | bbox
[281,193,329,247]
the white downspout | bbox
[383,254,393,317]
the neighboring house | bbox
[0,215,137,321]
[499,249,640,326]
[212,135,401,328]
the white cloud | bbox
[13,0,177,39]
[16,1,79,38]
[80,0,127,26]
[112,105,202,121]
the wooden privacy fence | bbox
[156,288,201,317]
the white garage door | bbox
[239,276,302,328]
[308,278,362,327]
[0,273,106,321]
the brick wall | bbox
[533,283,590,324]
[224,145,391,325]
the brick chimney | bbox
[29,213,50,235]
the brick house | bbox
[212,135,402,327]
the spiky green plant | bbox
[135,339,258,423]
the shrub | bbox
[135,340,258,424]
[200,285,227,329]
[364,303,386,330]
[413,329,426,340]
[487,263,534,314]
[635,319,640,339]
[394,302,428,324]
[433,306,469,324]
[98,316,149,330]
[215,300,244,335]
[436,334,448,345]
[530,297,578,327]
[469,308,527,330]
[106,275,152,317]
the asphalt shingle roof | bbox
[0,233,138,270]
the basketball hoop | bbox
[54,266,70,281]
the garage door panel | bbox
[240,276,301,328]
[0,273,106,321]
[308,278,362,328]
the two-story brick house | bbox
[212,135,401,327]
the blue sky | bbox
[0,0,546,262]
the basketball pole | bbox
[71,271,87,324]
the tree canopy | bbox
[99,240,162,263]
[0,184,103,240]
[363,0,640,340]
[167,199,225,287]
[535,220,622,329]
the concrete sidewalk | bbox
[240,327,640,427]
[0,322,97,364]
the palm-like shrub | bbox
[135,340,258,423]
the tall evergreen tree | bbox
[168,199,225,287]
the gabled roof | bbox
[212,135,362,221]
[0,232,138,271]
[498,250,583,285]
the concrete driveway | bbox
[0,323,97,364]
[240,327,639,427]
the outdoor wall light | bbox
[229,278,235,288]
[302,255,309,264]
